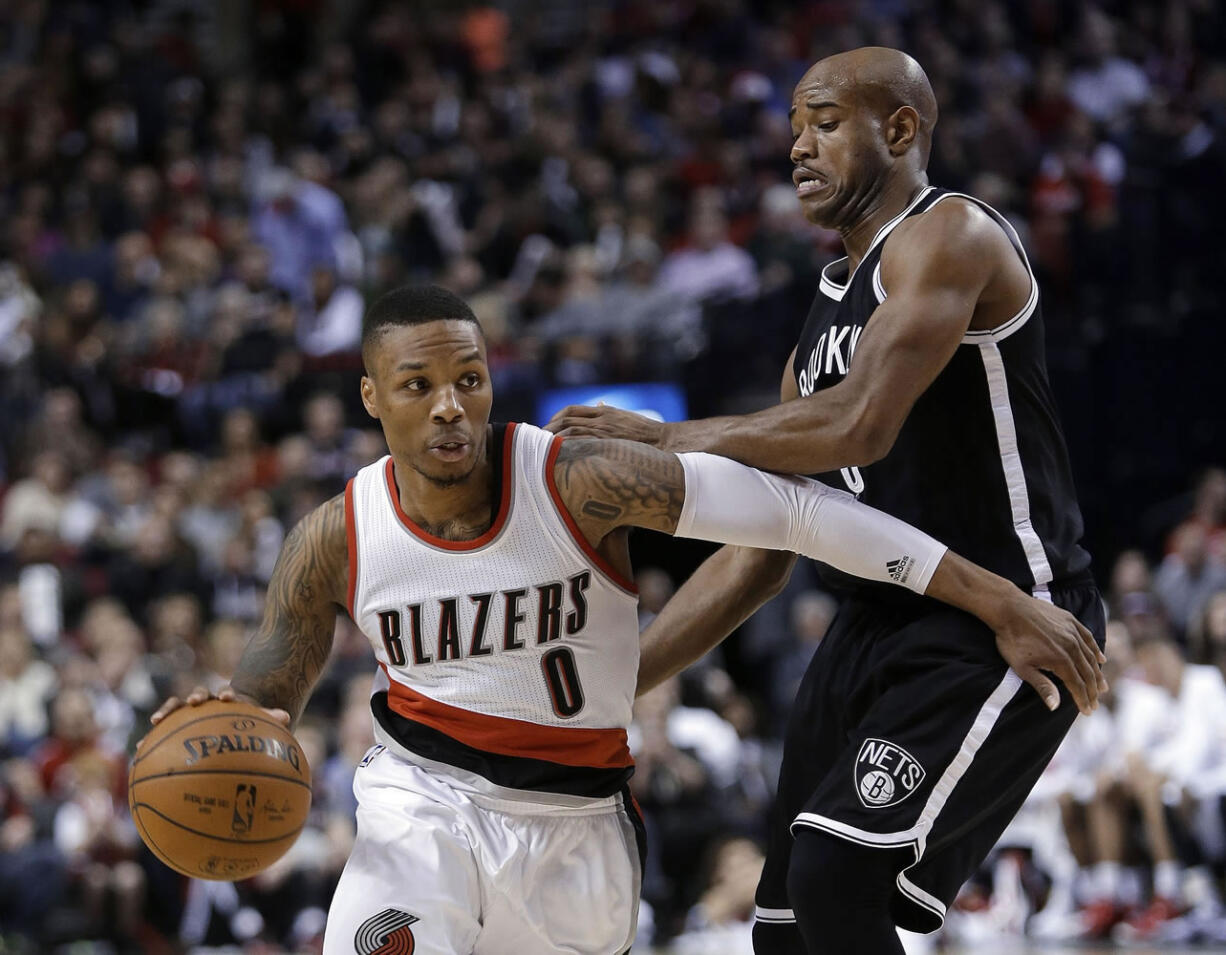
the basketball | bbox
[128,699,312,881]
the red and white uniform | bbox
[325,423,644,955]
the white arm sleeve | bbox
[674,452,947,594]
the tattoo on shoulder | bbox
[554,438,683,531]
[231,493,347,720]
[581,500,623,521]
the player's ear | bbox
[360,377,380,419]
[885,106,919,157]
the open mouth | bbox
[429,439,470,462]
[793,167,829,197]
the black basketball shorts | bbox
[754,579,1105,935]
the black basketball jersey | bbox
[792,186,1091,598]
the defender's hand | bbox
[545,404,666,445]
[146,686,291,737]
[991,597,1106,716]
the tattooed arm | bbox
[228,493,347,724]
[551,440,1105,713]
[552,438,687,538]
[149,494,349,731]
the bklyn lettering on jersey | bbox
[796,323,864,398]
[796,322,868,495]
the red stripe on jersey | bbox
[384,422,518,551]
[381,665,632,770]
[344,478,358,617]
[543,436,638,594]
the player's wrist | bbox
[655,420,680,452]
[978,577,1027,632]
[659,418,714,454]
[932,554,1017,630]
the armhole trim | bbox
[344,477,359,618]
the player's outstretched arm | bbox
[546,201,1005,475]
[637,546,795,697]
[150,494,347,731]
[553,439,1104,713]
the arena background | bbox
[0,0,1223,952]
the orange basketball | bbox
[128,699,312,880]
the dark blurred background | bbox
[0,1,1223,952]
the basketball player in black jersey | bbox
[549,47,1107,954]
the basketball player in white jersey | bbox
[149,285,1101,955]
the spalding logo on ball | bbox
[128,700,312,880]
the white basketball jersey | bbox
[345,422,642,800]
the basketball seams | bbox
[129,767,313,788]
[130,708,297,767]
[129,804,189,876]
[129,801,307,846]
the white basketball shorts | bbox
[323,745,642,954]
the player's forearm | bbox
[637,547,795,696]
[229,618,335,728]
[670,457,1043,639]
[674,452,945,594]
[660,389,885,473]
[230,495,347,727]
[921,550,1025,630]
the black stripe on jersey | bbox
[370,692,634,798]
[621,784,648,879]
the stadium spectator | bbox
[1155,522,1226,638]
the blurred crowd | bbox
[0,0,1224,952]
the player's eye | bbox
[460,373,481,388]
[819,122,838,132]
[404,378,427,392]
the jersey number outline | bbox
[841,466,865,495]
[541,646,585,718]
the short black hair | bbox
[361,284,483,368]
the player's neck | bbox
[841,174,928,274]
[391,428,496,540]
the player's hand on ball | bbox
[544,404,666,445]
[992,597,1106,716]
[147,685,290,739]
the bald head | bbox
[796,47,938,164]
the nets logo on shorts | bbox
[855,738,926,809]
[355,908,419,955]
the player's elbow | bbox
[845,407,902,467]
[854,425,897,466]
[746,550,796,598]
[722,547,796,599]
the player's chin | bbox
[422,455,478,487]
[798,198,832,226]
